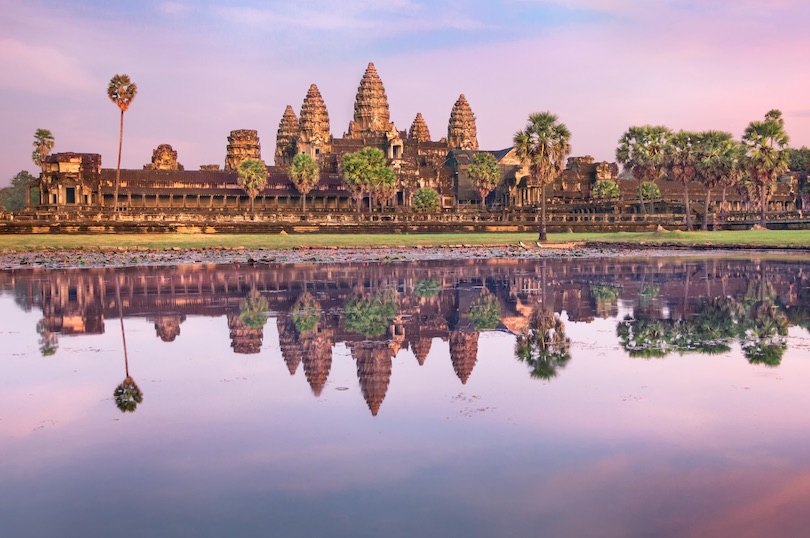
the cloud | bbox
[0,38,99,96]
[158,2,192,16]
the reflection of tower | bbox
[449,331,479,384]
[277,316,303,375]
[412,337,432,366]
[227,314,263,354]
[301,328,334,396]
[350,341,395,416]
[150,314,185,342]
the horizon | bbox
[1,0,809,186]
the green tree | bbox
[513,112,572,242]
[468,291,501,330]
[36,319,58,357]
[413,278,440,298]
[616,125,672,214]
[638,181,661,214]
[592,179,620,201]
[32,128,55,167]
[515,308,571,380]
[742,110,791,227]
[466,152,500,210]
[786,146,810,172]
[107,74,138,215]
[412,187,440,213]
[237,158,268,215]
[664,130,698,231]
[693,131,738,231]
[239,288,269,329]
[114,377,143,413]
[344,290,397,338]
[291,292,321,333]
[340,147,395,212]
[289,153,319,211]
[0,171,39,211]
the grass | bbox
[0,230,808,252]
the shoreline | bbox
[1,242,808,271]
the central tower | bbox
[347,62,396,139]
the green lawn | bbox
[0,230,808,251]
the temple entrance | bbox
[66,188,76,204]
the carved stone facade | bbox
[447,94,478,151]
[225,130,261,172]
[347,62,395,139]
[144,144,183,171]
[297,84,332,160]
[274,105,299,166]
[409,113,431,142]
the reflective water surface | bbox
[3,256,810,537]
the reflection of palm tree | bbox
[291,292,320,333]
[239,289,269,329]
[617,316,669,358]
[468,290,501,330]
[36,319,59,356]
[515,308,571,380]
[740,301,788,367]
[114,276,142,413]
[344,290,397,338]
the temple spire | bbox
[409,113,431,142]
[298,84,331,158]
[447,94,478,150]
[274,105,299,166]
[348,62,395,139]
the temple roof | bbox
[409,113,431,142]
[299,84,330,143]
[447,94,478,151]
[347,62,394,138]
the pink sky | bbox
[1,1,808,185]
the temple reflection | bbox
[3,256,810,415]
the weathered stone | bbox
[274,105,299,166]
[298,84,331,159]
[447,94,478,151]
[347,62,395,139]
[225,130,261,172]
[409,113,431,142]
[199,164,220,172]
[144,144,183,171]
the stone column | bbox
[25,184,31,206]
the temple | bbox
[24,61,798,225]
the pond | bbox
[2,255,810,537]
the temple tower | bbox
[449,330,479,384]
[297,84,332,159]
[409,113,431,142]
[225,130,261,171]
[144,144,183,171]
[447,94,478,151]
[274,105,299,166]
[347,62,396,139]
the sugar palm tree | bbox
[466,152,500,211]
[694,131,737,231]
[515,308,571,379]
[616,125,671,215]
[513,112,571,241]
[114,276,142,413]
[32,128,55,167]
[741,110,790,227]
[237,158,268,215]
[665,130,698,231]
[289,153,319,211]
[107,74,138,215]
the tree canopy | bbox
[289,153,319,211]
[32,129,54,167]
[466,152,500,209]
[0,171,39,211]
[237,158,268,214]
[742,109,790,227]
[339,147,395,212]
[412,187,440,213]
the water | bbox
[2,255,810,537]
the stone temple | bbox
[30,62,627,214]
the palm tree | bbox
[742,110,790,227]
[466,152,501,211]
[340,147,395,213]
[664,130,698,231]
[515,308,571,379]
[32,128,55,167]
[237,158,268,215]
[289,153,319,211]
[107,74,138,215]
[513,112,571,241]
[114,276,142,413]
[694,131,737,231]
[616,125,671,215]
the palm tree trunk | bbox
[720,186,727,227]
[539,184,548,242]
[683,183,691,231]
[114,109,124,219]
[760,186,768,228]
[702,188,711,231]
[115,277,129,378]
[302,193,306,212]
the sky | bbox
[1,0,809,186]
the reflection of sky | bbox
[2,298,810,536]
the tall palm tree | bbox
[289,153,319,211]
[741,110,790,227]
[513,112,571,241]
[236,158,268,215]
[32,128,55,167]
[114,276,142,413]
[107,74,138,215]
[694,131,737,231]
[616,125,672,216]
[665,130,698,231]
[515,308,571,379]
